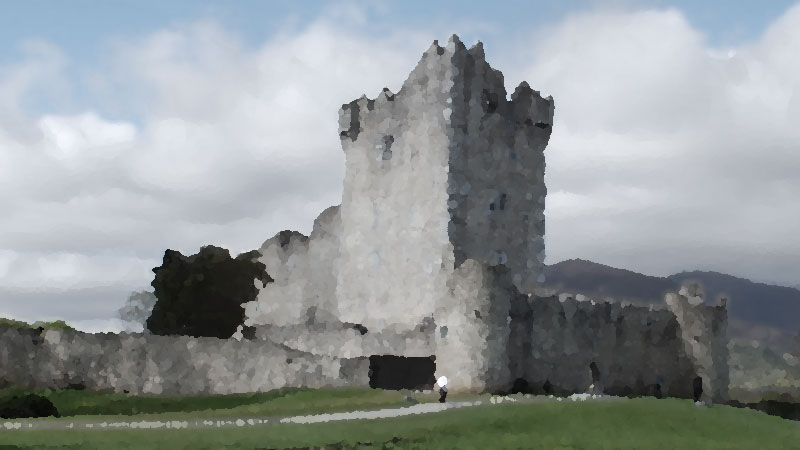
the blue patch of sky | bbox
[1,0,797,121]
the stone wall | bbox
[0,328,367,395]
[428,258,728,399]
[513,295,696,398]
[334,41,457,330]
[0,282,728,400]
[443,40,553,295]
[244,205,342,327]
[666,283,730,403]
[255,323,435,360]
[507,287,729,402]
[434,260,513,392]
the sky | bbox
[1,0,799,332]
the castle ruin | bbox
[0,35,729,404]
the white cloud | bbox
[69,318,129,334]
[39,112,136,162]
[0,249,16,278]
[0,11,438,327]
[0,251,155,291]
[499,5,800,284]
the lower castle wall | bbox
[0,328,368,395]
[255,323,436,359]
[510,295,709,400]
[0,289,727,401]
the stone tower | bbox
[335,35,554,331]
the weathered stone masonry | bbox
[0,327,368,395]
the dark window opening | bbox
[242,326,256,340]
[482,89,498,113]
[380,135,394,161]
[498,193,507,210]
[368,355,436,390]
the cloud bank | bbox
[1,4,799,329]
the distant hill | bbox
[542,259,675,304]
[543,259,800,350]
[668,271,800,333]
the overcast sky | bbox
[1,0,799,332]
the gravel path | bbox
[1,394,625,431]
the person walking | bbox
[436,375,448,403]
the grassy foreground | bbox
[1,397,799,449]
[0,387,440,420]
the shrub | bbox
[0,394,60,419]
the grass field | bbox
[1,396,798,449]
[0,387,451,420]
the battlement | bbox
[338,35,554,160]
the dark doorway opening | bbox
[368,355,436,390]
[589,362,601,384]
[510,378,531,394]
[693,376,703,402]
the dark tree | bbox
[0,394,60,419]
[146,245,272,338]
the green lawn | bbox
[0,387,449,420]
[1,397,798,449]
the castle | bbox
[242,35,729,402]
[0,35,729,404]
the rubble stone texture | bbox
[0,35,729,402]
[0,328,367,395]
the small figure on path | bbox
[436,375,448,403]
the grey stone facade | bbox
[0,327,367,395]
